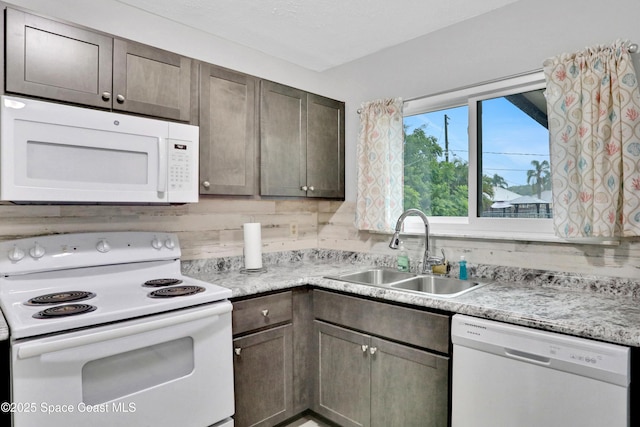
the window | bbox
[477,89,550,219]
[402,72,554,239]
[404,105,469,217]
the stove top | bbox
[0,232,231,339]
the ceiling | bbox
[114,0,519,72]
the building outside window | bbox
[402,72,553,238]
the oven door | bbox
[10,301,234,427]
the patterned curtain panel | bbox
[355,98,404,232]
[543,41,640,238]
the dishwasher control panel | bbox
[451,314,630,386]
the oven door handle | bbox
[17,302,231,360]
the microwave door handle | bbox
[157,136,167,194]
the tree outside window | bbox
[403,87,551,220]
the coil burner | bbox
[143,278,184,287]
[148,286,206,298]
[26,291,96,306]
[33,303,97,319]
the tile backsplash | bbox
[0,198,638,280]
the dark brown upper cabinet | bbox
[198,64,258,195]
[260,81,345,199]
[5,7,192,122]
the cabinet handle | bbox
[361,344,369,353]
[202,181,211,189]
[301,185,308,191]
[116,94,126,104]
[234,348,242,356]
[101,92,111,101]
[261,309,269,317]
[308,186,315,192]
[369,347,377,355]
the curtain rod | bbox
[357,42,638,114]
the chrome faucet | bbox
[389,209,444,274]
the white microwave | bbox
[0,95,199,204]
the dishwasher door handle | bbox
[504,348,551,365]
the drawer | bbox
[232,291,293,335]
[313,290,450,354]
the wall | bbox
[327,0,640,201]
[1,0,639,280]
[321,0,640,279]
[0,0,346,261]
[0,198,322,260]
[2,0,349,101]
[319,202,640,280]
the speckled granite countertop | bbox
[1,250,637,347]
[183,251,640,348]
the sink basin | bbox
[325,268,416,285]
[326,268,488,297]
[390,275,488,297]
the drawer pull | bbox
[234,347,242,356]
[369,347,378,355]
[261,309,269,317]
[361,344,369,353]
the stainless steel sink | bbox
[325,268,416,285]
[325,268,488,297]
[390,275,487,297]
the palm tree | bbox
[481,175,495,212]
[490,173,508,189]
[527,160,550,198]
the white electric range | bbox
[0,231,234,427]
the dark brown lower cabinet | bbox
[233,324,293,427]
[232,289,451,427]
[369,335,449,426]
[314,321,370,426]
[314,321,449,427]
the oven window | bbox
[82,337,194,404]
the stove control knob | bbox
[164,238,175,249]
[96,239,111,253]
[29,243,46,259]
[7,246,25,262]
[151,237,163,250]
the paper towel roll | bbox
[243,223,263,269]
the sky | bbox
[403,94,549,188]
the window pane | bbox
[478,89,551,218]
[404,105,469,216]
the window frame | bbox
[401,71,557,241]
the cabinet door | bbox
[306,94,345,199]
[313,321,370,427]
[199,64,258,195]
[112,39,192,121]
[233,325,293,427]
[5,8,113,109]
[370,337,449,427]
[260,80,307,197]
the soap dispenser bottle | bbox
[459,256,468,280]
[397,241,410,272]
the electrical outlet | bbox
[289,222,298,238]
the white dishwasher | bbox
[451,314,630,427]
